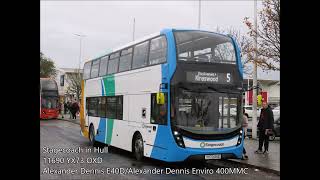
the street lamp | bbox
[252,0,258,139]
[73,33,86,77]
[198,0,201,29]
[73,33,86,101]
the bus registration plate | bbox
[205,154,221,160]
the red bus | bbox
[40,78,59,119]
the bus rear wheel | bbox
[134,134,144,161]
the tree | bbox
[215,27,253,75]
[65,71,82,101]
[40,52,57,78]
[244,0,280,71]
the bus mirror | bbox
[156,93,165,105]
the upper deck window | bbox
[83,61,92,80]
[90,59,100,78]
[108,52,120,74]
[99,55,109,77]
[149,36,167,65]
[174,31,236,64]
[119,48,133,72]
[132,41,149,69]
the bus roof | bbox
[88,28,229,62]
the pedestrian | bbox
[255,101,274,154]
[67,101,72,119]
[64,102,68,114]
[60,102,64,118]
[71,99,79,119]
[242,108,249,160]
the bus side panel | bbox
[109,120,132,151]
[85,78,103,97]
[114,65,162,96]
[112,65,163,156]
[95,117,107,143]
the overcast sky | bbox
[40,0,279,80]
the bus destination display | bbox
[186,71,233,84]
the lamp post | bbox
[73,33,86,101]
[198,0,201,29]
[73,33,86,77]
[252,0,258,139]
[132,18,135,41]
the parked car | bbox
[269,117,280,141]
[246,116,280,141]
[272,106,280,122]
[243,105,261,118]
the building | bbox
[55,68,83,103]
[243,78,280,107]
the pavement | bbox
[57,114,280,175]
[227,137,280,175]
[58,113,80,125]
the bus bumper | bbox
[151,141,244,162]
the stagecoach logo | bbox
[200,142,206,148]
[200,142,225,148]
[186,71,232,84]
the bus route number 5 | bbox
[227,73,231,83]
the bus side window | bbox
[98,97,107,118]
[149,36,167,65]
[88,97,99,117]
[132,41,149,69]
[116,96,123,120]
[83,61,92,80]
[150,93,167,125]
[106,96,123,120]
[86,98,89,114]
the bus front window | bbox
[41,97,58,109]
[171,88,242,134]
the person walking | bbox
[60,102,64,118]
[70,99,79,119]
[255,101,274,154]
[64,102,68,114]
[242,108,249,160]
[67,101,72,119]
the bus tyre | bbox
[89,125,97,147]
[134,134,144,161]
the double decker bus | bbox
[80,29,244,162]
[40,78,59,119]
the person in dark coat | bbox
[64,102,68,114]
[70,100,80,119]
[255,101,274,154]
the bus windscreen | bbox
[174,31,236,64]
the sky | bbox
[40,0,279,80]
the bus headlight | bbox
[237,129,243,146]
[172,130,185,148]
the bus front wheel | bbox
[89,124,105,149]
[134,133,144,161]
[89,124,101,147]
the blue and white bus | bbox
[80,29,244,162]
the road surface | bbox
[40,119,280,180]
